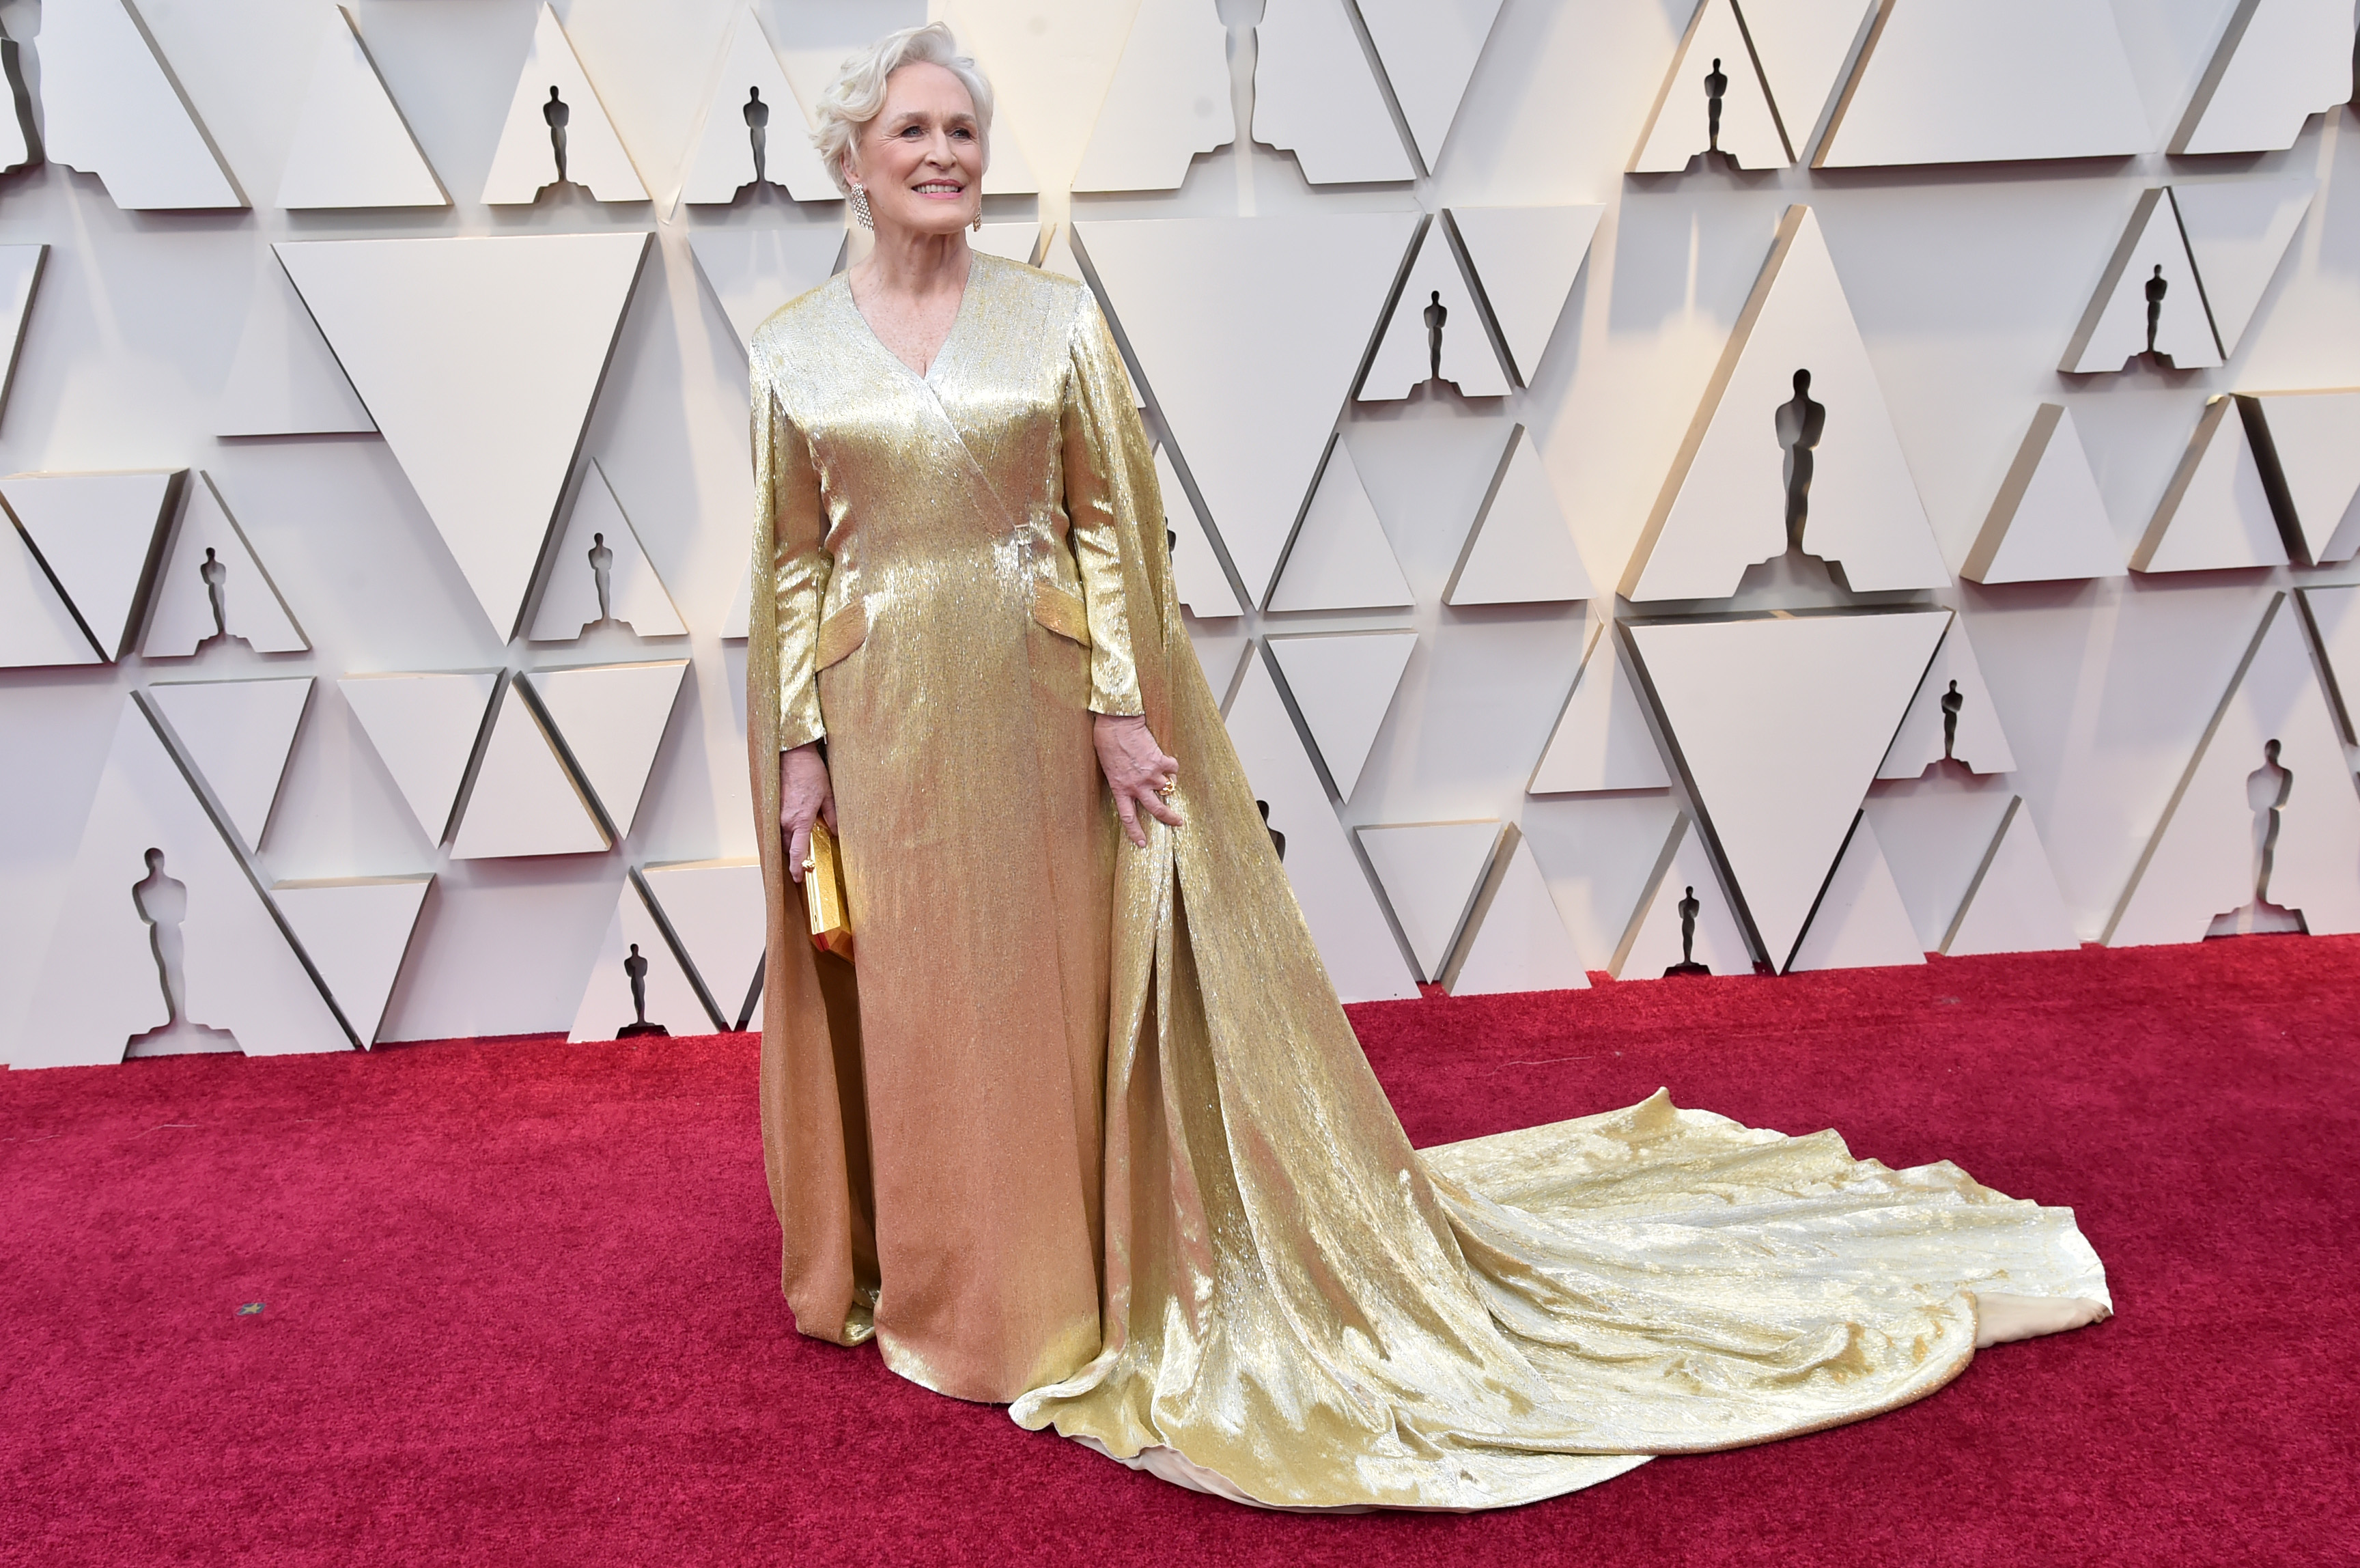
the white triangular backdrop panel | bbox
[1357,820,1500,981]
[1445,206,1601,386]
[277,233,651,638]
[15,697,346,1069]
[1449,829,1590,994]
[1963,404,2125,585]
[1528,620,1671,794]
[688,228,845,355]
[2061,189,2222,373]
[0,245,45,424]
[677,6,837,204]
[1445,424,1592,606]
[1224,647,1420,1001]
[39,0,244,210]
[1252,0,1416,185]
[1157,446,1244,619]
[339,671,498,847]
[275,7,447,209]
[1627,609,1950,968]
[1879,619,2019,779]
[641,859,767,1031]
[1265,438,1414,611]
[2108,593,2360,944]
[529,463,688,642]
[1354,0,1506,171]
[1740,0,1881,156]
[2248,391,2360,565]
[1611,814,1754,979]
[216,257,378,438]
[1078,212,1419,606]
[2134,397,2288,574]
[1864,790,2017,952]
[481,3,648,204]
[1070,0,1235,193]
[0,471,180,660]
[1264,629,1420,802]
[1786,814,1925,972]
[2304,585,2360,738]
[143,475,308,658]
[1816,0,2150,168]
[526,659,690,839]
[2174,180,2316,359]
[1623,206,1945,601]
[450,680,608,860]
[2173,0,2357,154]
[272,876,434,1046]
[1943,798,2080,957]
[1360,221,1508,401]
[1629,0,1788,171]
[0,512,100,669]
[147,676,313,850]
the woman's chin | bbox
[911,209,977,236]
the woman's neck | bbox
[853,226,973,304]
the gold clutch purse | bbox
[803,820,854,961]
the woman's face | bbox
[846,62,984,239]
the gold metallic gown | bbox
[746,253,2109,1511]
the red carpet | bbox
[2,938,2354,1566]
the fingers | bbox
[1112,790,1146,849]
[787,820,810,883]
[782,744,834,850]
[1122,744,1183,838]
[1142,750,1181,828]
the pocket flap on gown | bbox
[1030,580,1092,647]
[815,598,869,671]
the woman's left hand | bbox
[1093,713,1184,848]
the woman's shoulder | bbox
[750,272,852,363]
[969,250,1095,328]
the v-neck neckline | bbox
[842,254,983,391]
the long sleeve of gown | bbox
[1059,299,1149,718]
[758,372,832,751]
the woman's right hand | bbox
[780,742,837,883]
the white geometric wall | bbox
[2,0,2357,1067]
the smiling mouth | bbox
[912,182,964,197]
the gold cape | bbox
[747,254,2109,1511]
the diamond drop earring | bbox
[972,212,983,234]
[848,183,873,229]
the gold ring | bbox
[1156,779,1177,798]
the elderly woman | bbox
[746,24,2109,1512]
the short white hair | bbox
[811,23,994,195]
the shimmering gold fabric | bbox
[747,254,2110,1511]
